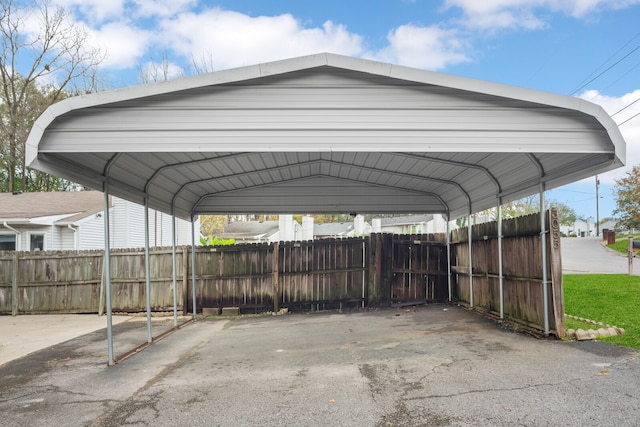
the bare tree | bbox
[0,0,104,192]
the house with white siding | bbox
[0,191,196,251]
[371,214,448,234]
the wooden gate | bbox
[389,235,449,305]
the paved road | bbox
[561,237,636,275]
[1,306,639,426]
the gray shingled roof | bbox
[314,222,354,236]
[0,191,107,223]
[221,220,279,239]
[380,215,433,226]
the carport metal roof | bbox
[26,53,625,220]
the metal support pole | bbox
[498,204,504,320]
[144,198,152,344]
[446,216,452,302]
[103,184,114,366]
[191,217,197,318]
[468,214,473,308]
[595,176,600,237]
[172,212,178,327]
[540,184,550,335]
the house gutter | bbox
[3,221,21,235]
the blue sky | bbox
[44,0,640,220]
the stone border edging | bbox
[564,314,625,340]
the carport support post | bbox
[468,214,473,307]
[540,184,550,335]
[498,204,504,320]
[446,217,452,302]
[144,198,152,343]
[191,217,197,318]
[172,212,178,327]
[103,183,114,366]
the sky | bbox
[34,0,640,221]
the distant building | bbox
[372,214,448,234]
[0,191,196,251]
[221,215,303,243]
[314,215,371,239]
[561,217,594,237]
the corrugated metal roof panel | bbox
[26,53,625,220]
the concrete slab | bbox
[0,314,131,367]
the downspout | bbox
[3,222,21,250]
[67,224,77,250]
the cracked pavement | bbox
[1,305,639,426]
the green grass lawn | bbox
[563,274,640,349]
[607,239,637,255]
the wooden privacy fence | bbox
[450,209,564,336]
[186,239,370,313]
[0,217,564,337]
[0,248,182,315]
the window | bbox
[0,234,16,250]
[30,233,45,251]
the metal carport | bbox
[25,53,626,365]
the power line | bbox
[617,110,640,126]
[612,95,640,117]
[570,42,640,96]
[569,30,640,95]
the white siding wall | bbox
[78,215,108,250]
[59,226,78,250]
[101,198,198,249]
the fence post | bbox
[11,252,18,316]
[182,246,188,314]
[273,242,279,313]
[629,236,634,276]
[367,234,379,306]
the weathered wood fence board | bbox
[450,209,563,335]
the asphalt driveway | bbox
[561,237,636,274]
[1,305,639,426]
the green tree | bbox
[200,215,229,237]
[0,0,103,192]
[552,201,577,227]
[613,165,640,230]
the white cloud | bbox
[51,0,126,23]
[157,10,365,70]
[373,24,470,70]
[132,0,198,18]
[444,0,640,29]
[90,22,153,69]
[580,89,640,184]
